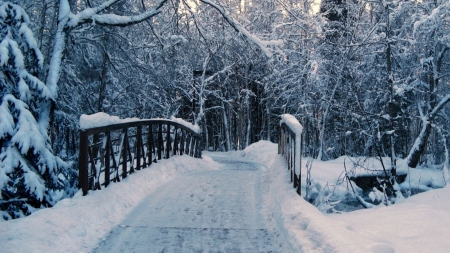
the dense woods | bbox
[1,0,449,218]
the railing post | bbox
[165,123,171,159]
[180,130,185,155]
[189,136,194,156]
[173,127,178,156]
[195,136,202,158]
[278,126,281,154]
[279,115,303,197]
[79,130,89,196]
[148,124,154,164]
[185,133,190,155]
[192,138,197,157]
[158,123,163,160]
[136,126,142,170]
[122,129,128,179]
[105,131,111,187]
[292,134,296,186]
[297,134,302,196]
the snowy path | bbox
[92,155,293,253]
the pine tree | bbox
[0,2,72,220]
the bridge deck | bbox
[92,155,293,253]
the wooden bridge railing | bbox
[278,114,303,196]
[79,119,202,195]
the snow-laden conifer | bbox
[0,2,73,220]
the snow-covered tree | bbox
[0,2,72,220]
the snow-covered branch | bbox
[429,93,450,121]
[204,64,233,83]
[46,0,170,98]
[67,0,169,28]
[199,0,283,59]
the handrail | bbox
[278,114,303,196]
[79,119,202,195]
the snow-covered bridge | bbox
[78,113,304,197]
[75,114,304,252]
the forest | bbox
[0,0,449,219]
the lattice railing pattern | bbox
[79,120,202,195]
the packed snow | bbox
[1,141,450,252]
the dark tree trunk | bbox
[407,122,432,168]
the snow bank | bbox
[246,141,450,253]
[0,155,219,253]
[242,142,368,252]
[331,187,450,253]
[303,156,445,201]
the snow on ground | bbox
[0,155,219,253]
[242,141,450,253]
[1,140,450,253]
[92,152,293,253]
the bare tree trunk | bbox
[203,114,209,150]
[246,104,250,148]
[266,103,270,141]
[222,100,231,151]
[386,8,396,175]
[407,94,450,167]
[317,81,338,160]
[407,47,449,168]
[97,51,108,112]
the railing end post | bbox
[79,130,89,196]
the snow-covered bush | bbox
[0,2,75,220]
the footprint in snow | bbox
[369,243,395,253]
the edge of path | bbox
[241,141,372,253]
[1,155,219,253]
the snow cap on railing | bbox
[79,112,201,134]
[280,114,303,183]
[79,112,140,129]
[280,114,303,134]
[169,116,201,134]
